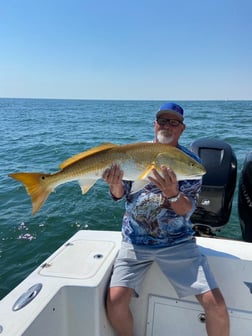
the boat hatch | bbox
[146,295,252,336]
[39,239,115,279]
[146,296,206,335]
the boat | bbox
[1,138,252,335]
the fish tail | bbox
[9,172,53,215]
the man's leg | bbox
[196,288,229,336]
[106,286,134,336]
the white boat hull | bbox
[1,230,252,335]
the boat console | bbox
[190,138,237,236]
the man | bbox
[102,102,229,336]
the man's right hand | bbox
[102,163,124,199]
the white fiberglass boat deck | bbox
[1,229,252,336]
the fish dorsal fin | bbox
[59,143,118,169]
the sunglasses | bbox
[156,118,183,127]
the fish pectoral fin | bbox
[131,179,149,194]
[138,164,155,180]
[130,164,156,194]
[79,179,97,194]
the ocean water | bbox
[0,98,251,300]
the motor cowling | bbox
[238,152,252,242]
[190,138,237,236]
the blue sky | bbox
[0,0,251,100]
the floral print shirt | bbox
[114,145,202,247]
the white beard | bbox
[156,130,174,144]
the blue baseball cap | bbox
[156,102,184,121]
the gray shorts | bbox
[109,238,217,298]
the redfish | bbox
[9,142,206,214]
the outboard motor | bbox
[238,152,252,242]
[190,138,237,236]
